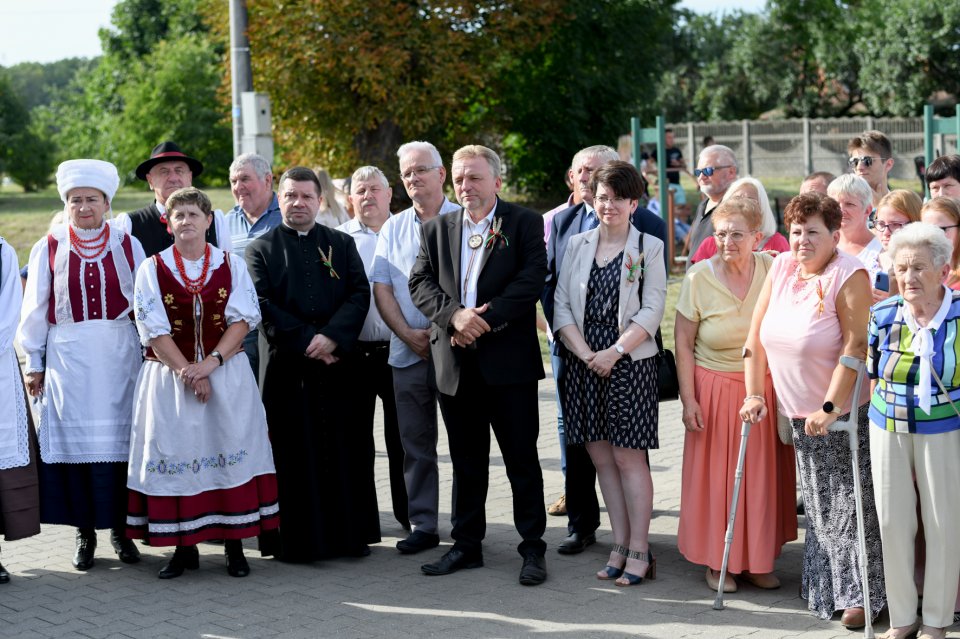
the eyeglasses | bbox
[713,230,756,243]
[694,165,732,178]
[873,220,909,233]
[401,165,441,181]
[594,195,630,206]
[847,156,888,168]
[937,224,960,232]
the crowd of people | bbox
[1,128,959,638]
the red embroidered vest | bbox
[46,233,136,324]
[145,253,232,362]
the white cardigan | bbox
[553,225,666,360]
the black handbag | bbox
[637,233,679,402]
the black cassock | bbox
[246,223,379,561]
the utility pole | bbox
[229,0,253,157]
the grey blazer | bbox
[553,225,666,361]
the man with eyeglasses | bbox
[847,130,894,209]
[116,141,232,257]
[925,155,960,198]
[543,145,666,557]
[373,142,460,555]
[686,145,738,270]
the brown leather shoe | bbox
[840,607,866,630]
[547,494,566,516]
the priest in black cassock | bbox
[245,166,378,561]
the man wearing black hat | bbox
[115,141,233,257]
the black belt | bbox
[356,340,390,355]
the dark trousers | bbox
[437,354,546,558]
[355,341,408,528]
[564,444,601,536]
[242,329,259,384]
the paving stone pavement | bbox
[0,374,925,638]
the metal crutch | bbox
[827,355,874,639]
[712,419,751,610]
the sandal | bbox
[596,543,628,580]
[615,547,655,587]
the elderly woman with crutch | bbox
[675,198,796,594]
[867,223,960,639]
[740,192,886,629]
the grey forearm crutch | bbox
[712,419,751,610]
[827,355,874,639]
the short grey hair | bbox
[572,145,619,172]
[397,141,442,167]
[721,176,777,237]
[887,222,954,269]
[699,144,737,170]
[452,145,501,178]
[229,153,272,180]
[350,165,389,189]
[827,173,873,212]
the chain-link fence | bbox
[667,117,958,181]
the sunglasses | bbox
[694,165,733,178]
[847,156,888,168]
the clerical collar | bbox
[280,221,314,237]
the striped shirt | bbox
[868,289,960,434]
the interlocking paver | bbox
[0,373,943,637]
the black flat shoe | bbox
[0,561,9,584]
[110,529,141,564]
[397,530,440,555]
[519,554,547,586]
[557,531,596,555]
[158,545,200,579]
[73,528,97,571]
[224,540,250,578]
[421,548,483,576]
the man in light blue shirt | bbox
[225,152,281,379]
[373,141,460,555]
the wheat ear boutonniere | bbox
[484,217,510,249]
[624,252,644,282]
[317,245,340,279]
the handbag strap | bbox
[635,232,667,355]
[930,367,960,419]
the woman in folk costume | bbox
[0,238,41,583]
[126,186,278,579]
[17,159,145,571]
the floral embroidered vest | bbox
[145,254,231,363]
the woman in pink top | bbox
[740,193,885,629]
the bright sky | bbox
[0,0,765,66]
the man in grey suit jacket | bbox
[542,145,667,555]
[409,145,549,586]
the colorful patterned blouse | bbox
[868,289,960,434]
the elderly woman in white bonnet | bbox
[17,159,146,572]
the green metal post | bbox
[631,117,641,171]
[656,115,667,218]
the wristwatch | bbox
[210,350,224,366]
[614,344,626,357]
[822,401,841,415]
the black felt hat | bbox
[135,141,204,180]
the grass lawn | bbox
[0,186,236,265]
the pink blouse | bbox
[759,251,869,418]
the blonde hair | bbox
[713,198,762,231]
[877,189,922,223]
[921,196,960,278]
[452,145,501,178]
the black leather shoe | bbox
[0,561,9,584]
[397,530,440,555]
[224,540,250,577]
[519,554,547,586]
[110,529,141,564]
[73,528,97,571]
[158,545,200,579]
[557,531,596,555]
[421,548,483,576]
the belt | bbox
[356,340,390,355]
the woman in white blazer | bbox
[553,160,666,586]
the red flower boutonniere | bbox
[484,217,509,250]
[625,252,644,282]
[317,245,340,279]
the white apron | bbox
[0,348,30,469]
[39,319,141,463]
[127,353,276,497]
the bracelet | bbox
[742,394,764,404]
